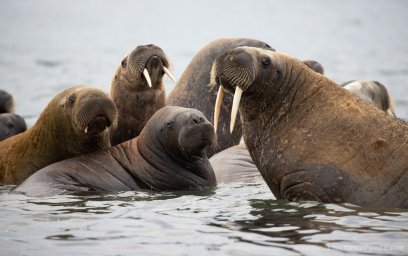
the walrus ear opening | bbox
[166,121,174,130]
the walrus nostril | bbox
[191,115,206,125]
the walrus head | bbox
[210,47,311,133]
[115,44,176,91]
[140,106,217,160]
[56,86,118,136]
[0,90,15,114]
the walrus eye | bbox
[261,58,271,67]
[166,121,174,130]
[68,95,76,105]
[265,44,272,49]
[121,58,127,68]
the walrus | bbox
[0,113,27,141]
[211,79,396,184]
[342,80,395,116]
[109,44,176,146]
[0,89,14,113]
[210,141,261,183]
[0,86,118,185]
[210,46,408,208]
[167,38,275,157]
[302,60,325,75]
[15,106,217,196]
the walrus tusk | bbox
[143,68,152,88]
[213,86,224,132]
[85,126,89,134]
[230,87,243,133]
[163,66,177,83]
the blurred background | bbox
[1,0,407,125]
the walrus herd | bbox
[1,39,406,208]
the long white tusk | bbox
[85,126,89,134]
[163,66,177,83]
[213,86,224,132]
[143,68,152,88]
[230,87,243,133]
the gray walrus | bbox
[342,80,395,116]
[0,113,27,141]
[15,106,217,196]
[210,141,261,183]
[0,86,118,185]
[109,44,176,146]
[0,90,27,141]
[167,38,275,157]
[210,46,408,208]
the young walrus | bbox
[0,86,118,185]
[109,44,176,146]
[15,106,217,196]
[210,47,408,208]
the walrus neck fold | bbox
[135,131,216,191]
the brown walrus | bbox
[109,44,176,146]
[15,106,217,196]
[0,86,118,185]
[167,38,275,157]
[210,46,408,208]
[342,80,395,116]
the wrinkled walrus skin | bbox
[210,47,408,208]
[109,44,175,146]
[167,38,275,157]
[0,86,118,185]
[15,106,217,196]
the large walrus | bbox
[211,79,396,184]
[210,46,408,208]
[167,38,275,157]
[109,44,176,146]
[15,106,217,196]
[0,86,118,185]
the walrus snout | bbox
[76,96,118,135]
[210,48,257,133]
[127,45,176,88]
[178,111,218,157]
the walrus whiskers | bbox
[143,68,152,88]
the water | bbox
[1,0,408,255]
[1,182,408,256]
